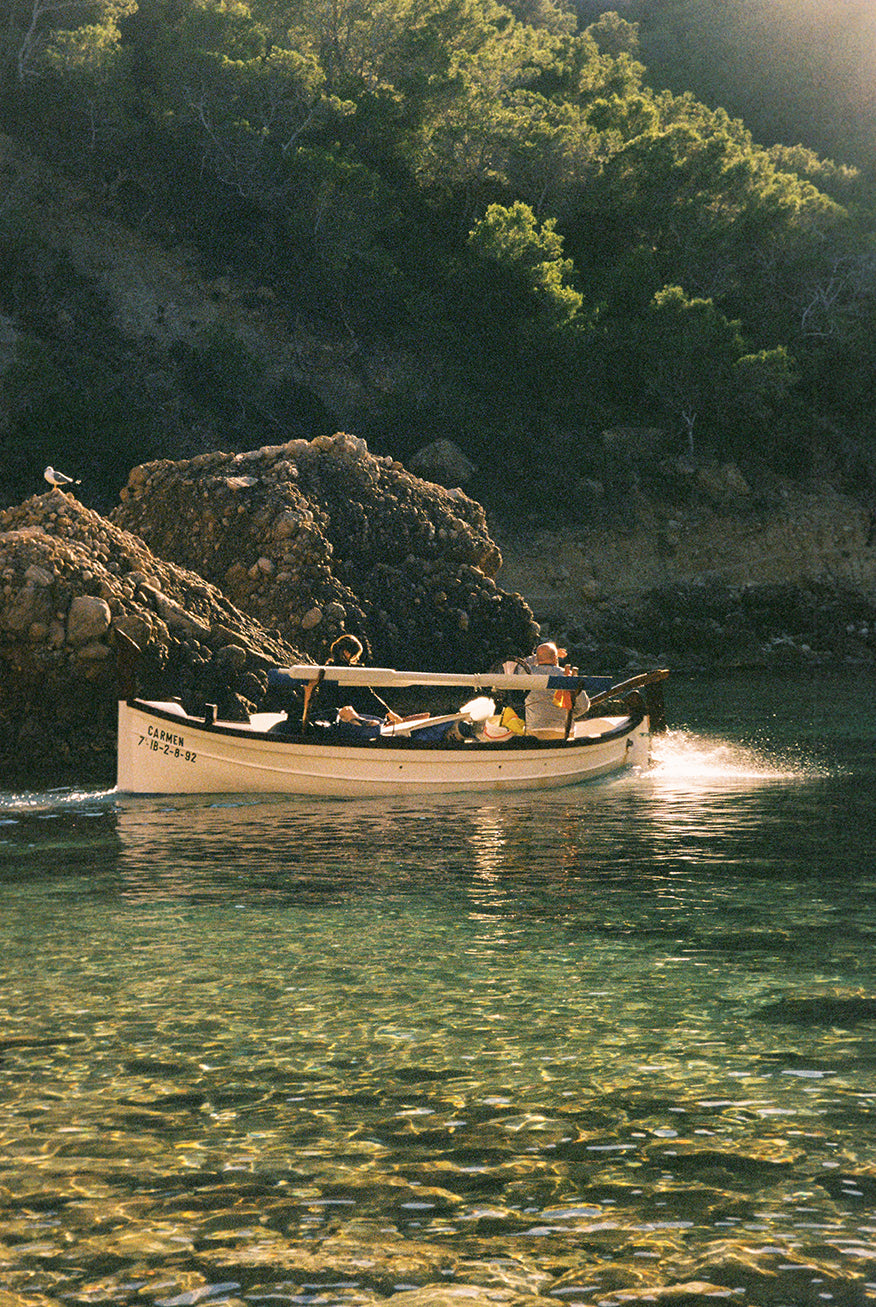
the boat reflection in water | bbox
[111,725,810,901]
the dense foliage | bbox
[1,0,875,518]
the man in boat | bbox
[519,641,590,739]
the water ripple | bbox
[2,675,876,1305]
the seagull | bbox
[44,466,81,490]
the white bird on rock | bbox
[44,466,81,490]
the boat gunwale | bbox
[125,698,647,751]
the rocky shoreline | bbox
[3,438,876,785]
[0,435,538,782]
[494,472,876,673]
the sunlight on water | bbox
[1,673,875,1307]
[649,727,825,790]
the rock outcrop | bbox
[0,491,302,779]
[1,438,540,781]
[111,432,537,669]
[408,439,477,487]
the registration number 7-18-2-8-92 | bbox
[137,727,197,764]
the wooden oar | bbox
[300,669,325,731]
[383,696,497,738]
[586,668,669,712]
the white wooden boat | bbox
[116,665,667,797]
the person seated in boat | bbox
[519,641,590,740]
[267,634,400,737]
[308,634,406,740]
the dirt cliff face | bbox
[111,432,538,670]
[495,474,876,669]
[0,492,302,779]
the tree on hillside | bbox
[621,284,795,459]
[422,199,586,459]
[4,0,134,86]
[584,8,638,58]
[176,47,331,201]
[378,0,573,202]
[468,199,583,327]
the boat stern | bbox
[627,715,652,769]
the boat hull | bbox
[117,700,651,797]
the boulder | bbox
[66,595,112,646]
[408,439,477,487]
[0,495,301,780]
[111,432,538,670]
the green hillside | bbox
[1,0,875,522]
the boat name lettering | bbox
[148,725,185,746]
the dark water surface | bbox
[2,673,876,1307]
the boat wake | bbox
[649,728,827,790]
[0,786,116,819]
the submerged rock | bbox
[111,432,538,669]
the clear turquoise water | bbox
[2,673,875,1307]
